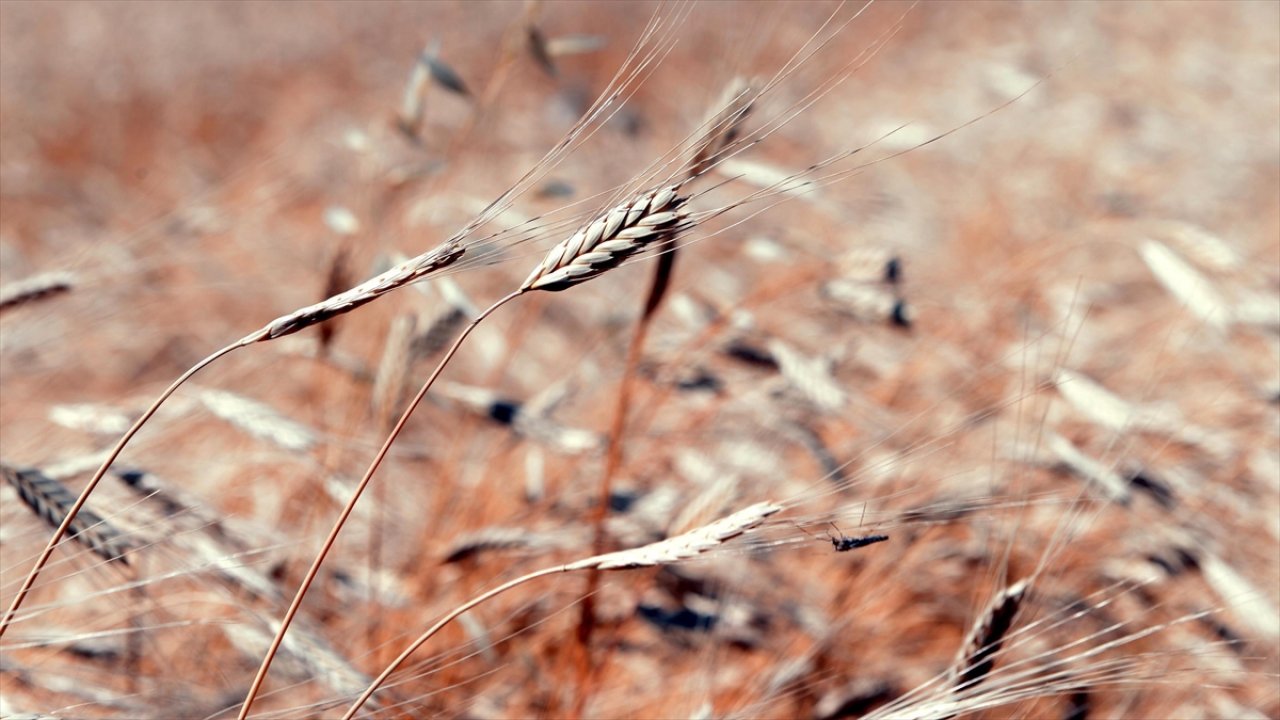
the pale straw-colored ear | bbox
[521,184,691,292]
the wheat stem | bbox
[2,241,465,638]
[237,289,523,720]
[0,335,257,639]
[342,501,781,719]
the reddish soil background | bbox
[1,2,1277,718]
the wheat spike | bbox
[954,579,1029,692]
[521,183,692,292]
[688,78,755,180]
[820,279,912,326]
[262,239,463,340]
[1046,433,1132,505]
[0,271,75,314]
[199,388,316,452]
[344,500,781,718]
[411,277,476,358]
[568,500,781,570]
[441,526,579,564]
[317,241,353,352]
[1139,240,1229,328]
[223,619,378,705]
[1,462,134,564]
[766,339,848,412]
[48,403,132,435]
[396,45,433,138]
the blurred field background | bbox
[1,1,1277,718]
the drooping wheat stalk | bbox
[341,501,783,719]
[0,238,465,639]
[239,181,703,718]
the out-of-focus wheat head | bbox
[1,2,1277,719]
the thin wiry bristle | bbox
[1,462,134,565]
[371,313,418,425]
[688,78,755,181]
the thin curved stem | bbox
[0,334,260,638]
[574,237,677,715]
[342,564,568,720]
[237,289,523,720]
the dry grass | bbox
[1,2,1277,719]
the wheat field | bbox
[1,2,1277,718]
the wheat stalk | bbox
[341,501,782,719]
[0,238,465,638]
[572,90,758,711]
[239,182,704,717]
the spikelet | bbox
[521,184,691,292]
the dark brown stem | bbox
[573,239,677,716]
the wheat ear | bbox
[1,462,134,565]
[953,579,1029,692]
[0,239,464,640]
[236,288,517,720]
[576,86,754,711]
[341,501,781,719]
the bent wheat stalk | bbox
[236,287,517,720]
[342,501,783,719]
[576,86,754,711]
[0,239,464,639]
[1,462,134,566]
[239,183,695,718]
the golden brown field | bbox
[1,2,1277,718]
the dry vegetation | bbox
[1,2,1278,718]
